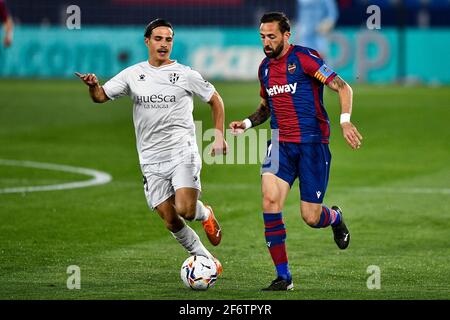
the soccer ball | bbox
[180,255,218,290]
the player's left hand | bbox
[211,138,228,156]
[341,122,363,150]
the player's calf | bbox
[301,202,342,229]
[162,216,186,233]
[156,199,186,232]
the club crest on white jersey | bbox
[169,72,180,84]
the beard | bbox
[264,42,284,58]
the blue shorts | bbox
[261,141,331,203]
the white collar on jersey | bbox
[147,60,178,69]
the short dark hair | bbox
[260,12,291,33]
[144,18,174,38]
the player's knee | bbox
[301,209,321,226]
[176,202,196,221]
[303,215,320,226]
[262,193,281,212]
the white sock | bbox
[171,225,213,259]
[194,200,210,222]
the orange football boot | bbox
[202,205,222,246]
[213,257,223,276]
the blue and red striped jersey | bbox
[258,44,337,144]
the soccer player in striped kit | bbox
[230,12,363,291]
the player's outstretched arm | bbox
[208,90,228,156]
[229,98,270,134]
[75,72,110,103]
[326,76,363,150]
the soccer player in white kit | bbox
[75,19,227,274]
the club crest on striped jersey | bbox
[169,72,180,84]
[288,63,297,74]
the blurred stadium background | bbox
[0,1,449,300]
[2,0,450,83]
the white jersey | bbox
[103,60,215,164]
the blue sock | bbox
[275,262,291,281]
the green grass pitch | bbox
[0,79,449,299]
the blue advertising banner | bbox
[0,26,449,84]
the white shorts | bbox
[141,152,202,210]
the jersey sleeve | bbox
[258,63,268,99]
[186,68,215,103]
[259,81,267,99]
[102,69,130,100]
[297,49,337,85]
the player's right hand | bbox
[75,72,99,87]
[229,121,246,135]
